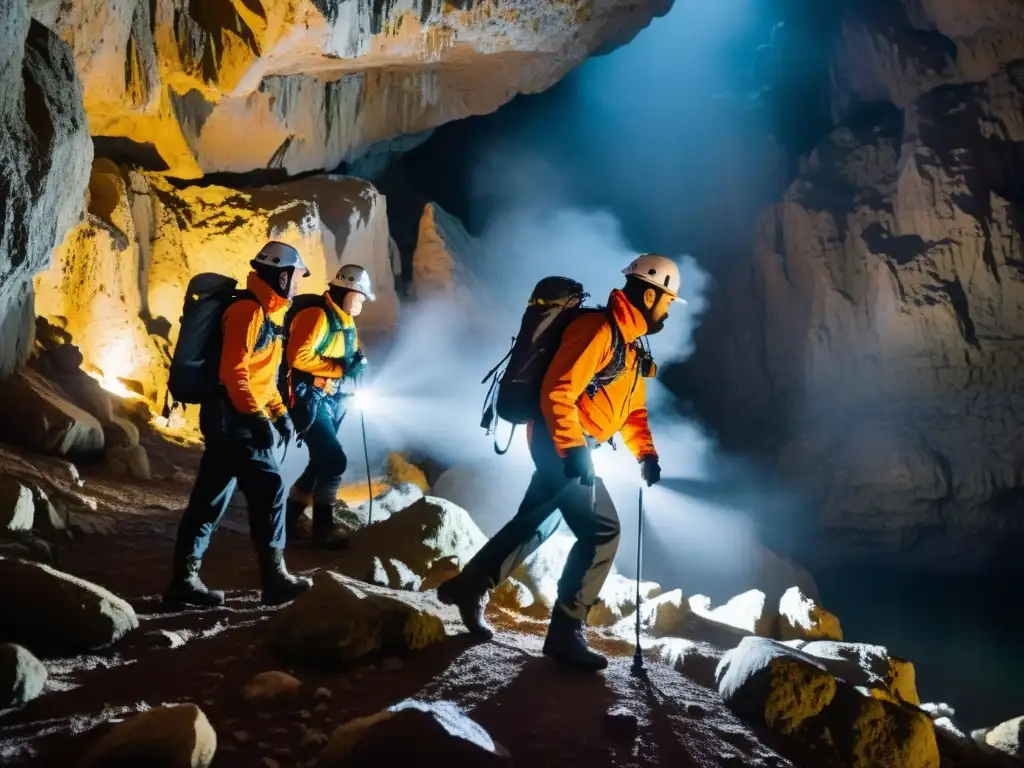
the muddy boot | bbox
[543,606,608,671]
[311,503,349,550]
[285,497,308,540]
[163,554,224,608]
[259,548,312,606]
[436,572,494,641]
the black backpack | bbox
[168,273,281,405]
[481,276,627,454]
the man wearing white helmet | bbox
[283,264,374,549]
[165,241,313,609]
[438,253,680,671]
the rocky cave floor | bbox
[0,434,806,768]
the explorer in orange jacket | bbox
[439,253,684,672]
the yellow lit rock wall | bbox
[36,160,396,409]
[28,0,671,178]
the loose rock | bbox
[0,476,36,532]
[242,671,302,704]
[778,586,843,642]
[80,703,217,768]
[0,643,47,708]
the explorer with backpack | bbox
[163,241,313,609]
[438,254,682,671]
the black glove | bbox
[273,414,294,447]
[640,455,661,487]
[248,415,276,450]
[563,446,595,486]
[344,350,368,382]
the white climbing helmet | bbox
[252,241,310,276]
[330,264,376,301]
[622,253,682,299]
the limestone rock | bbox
[0,532,58,566]
[797,641,920,706]
[36,166,397,411]
[106,444,151,480]
[242,672,302,705]
[80,703,217,768]
[694,589,778,638]
[979,716,1024,758]
[384,453,429,494]
[33,0,670,179]
[332,481,424,531]
[412,203,483,300]
[0,643,47,708]
[0,2,91,377]
[648,637,728,690]
[0,476,36,532]
[685,61,1024,569]
[586,574,663,627]
[0,557,138,654]
[778,587,843,642]
[267,571,449,666]
[716,636,837,735]
[320,699,510,767]
[333,497,486,590]
[0,369,104,457]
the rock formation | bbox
[35,159,396,410]
[29,0,672,179]
[684,3,1024,570]
[0,1,92,378]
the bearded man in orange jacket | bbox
[439,254,682,670]
[164,242,313,609]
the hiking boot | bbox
[311,503,349,551]
[436,573,494,641]
[285,497,309,540]
[259,548,312,606]
[163,555,224,608]
[543,606,608,671]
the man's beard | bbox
[645,315,666,335]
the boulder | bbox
[587,574,663,627]
[333,497,486,590]
[778,587,843,642]
[242,671,302,705]
[0,533,58,566]
[693,589,778,637]
[0,3,92,377]
[717,636,837,735]
[648,638,728,689]
[0,370,104,456]
[0,476,36,532]
[320,699,510,767]
[80,704,217,768]
[797,641,919,706]
[267,571,449,666]
[384,453,430,493]
[333,481,424,531]
[0,557,138,654]
[977,716,1024,759]
[34,0,669,178]
[0,643,47,708]
[106,444,151,480]
[28,483,69,534]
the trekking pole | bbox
[632,485,646,676]
[357,381,374,528]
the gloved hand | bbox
[563,446,595,486]
[640,455,661,487]
[248,415,276,450]
[273,414,294,448]
[343,350,368,382]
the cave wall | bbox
[0,2,92,378]
[684,0,1024,570]
[29,0,673,179]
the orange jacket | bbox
[540,289,657,460]
[285,292,358,379]
[219,272,289,420]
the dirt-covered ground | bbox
[0,435,800,768]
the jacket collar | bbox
[323,291,354,327]
[606,288,647,344]
[246,272,289,324]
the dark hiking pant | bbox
[289,386,348,506]
[174,397,286,560]
[462,424,621,622]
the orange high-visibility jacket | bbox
[218,272,289,420]
[540,289,657,459]
[285,292,358,379]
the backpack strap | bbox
[228,290,282,355]
[314,297,355,360]
[586,309,627,396]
